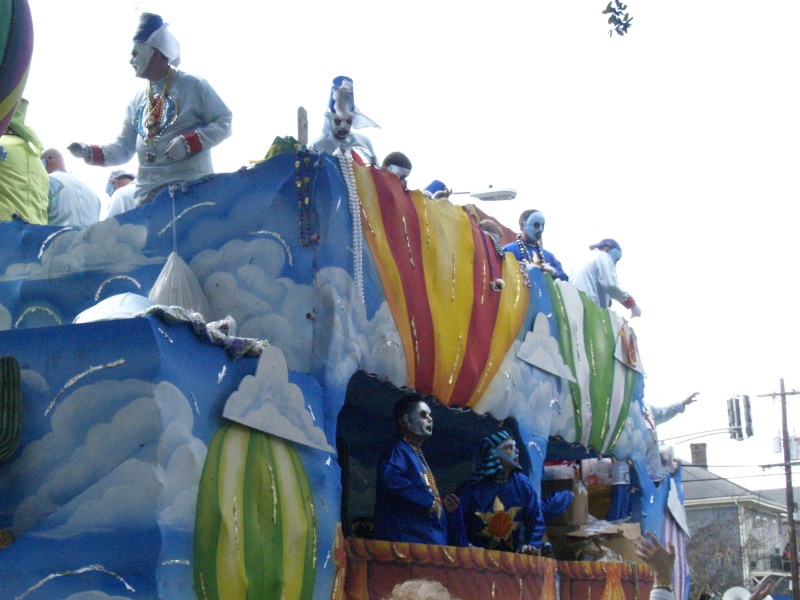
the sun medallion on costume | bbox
[475,495,522,550]
[134,67,179,163]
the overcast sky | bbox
[23,1,800,491]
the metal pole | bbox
[780,378,800,600]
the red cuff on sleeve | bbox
[183,132,203,154]
[89,145,105,166]
[622,295,636,309]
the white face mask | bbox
[403,401,433,438]
[130,43,154,78]
[608,247,622,263]
[493,439,519,469]
[328,112,354,140]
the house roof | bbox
[756,487,800,507]
[681,465,755,500]
[680,465,789,514]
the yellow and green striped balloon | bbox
[194,422,317,600]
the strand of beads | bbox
[410,445,442,506]
[336,149,365,304]
[515,234,549,267]
[146,66,175,137]
[296,150,313,246]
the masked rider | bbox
[68,13,232,205]
[571,238,641,318]
[503,209,568,281]
[374,395,460,545]
[457,431,546,554]
[309,75,378,160]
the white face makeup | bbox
[493,439,519,469]
[329,112,354,140]
[386,165,411,188]
[403,401,433,439]
[130,43,154,78]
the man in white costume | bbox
[40,148,101,227]
[309,75,378,160]
[68,13,232,205]
[105,169,137,219]
[571,238,641,318]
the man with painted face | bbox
[309,76,378,160]
[381,152,412,189]
[374,394,460,545]
[68,13,232,206]
[571,238,641,318]
[456,431,546,554]
[502,209,568,281]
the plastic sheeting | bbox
[148,251,213,319]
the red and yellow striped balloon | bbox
[355,165,528,408]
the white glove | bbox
[67,142,90,161]
[164,136,188,161]
[542,264,558,278]
[630,303,642,318]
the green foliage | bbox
[602,0,633,37]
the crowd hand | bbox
[517,544,540,556]
[164,136,188,161]
[442,494,460,513]
[635,531,675,586]
[682,392,700,406]
[630,303,642,318]
[67,142,90,161]
[432,188,452,200]
[749,582,772,600]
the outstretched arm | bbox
[636,531,675,600]
[749,583,772,600]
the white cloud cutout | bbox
[223,346,334,453]
[516,313,576,382]
[2,218,163,281]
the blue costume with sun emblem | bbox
[457,432,545,552]
[374,438,448,545]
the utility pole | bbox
[758,378,800,600]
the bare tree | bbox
[687,514,745,598]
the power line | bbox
[684,472,798,483]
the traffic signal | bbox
[742,395,753,438]
[727,397,743,440]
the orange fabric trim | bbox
[343,539,653,600]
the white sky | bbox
[22,1,800,491]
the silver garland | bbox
[335,150,365,304]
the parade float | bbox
[0,2,691,599]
